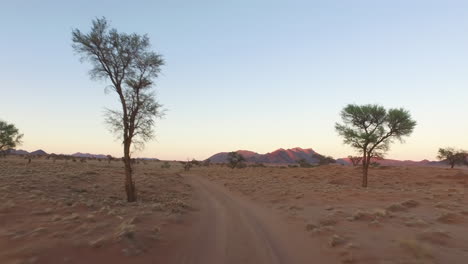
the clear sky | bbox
[1,0,468,161]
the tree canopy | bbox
[0,120,23,152]
[335,104,416,187]
[72,17,165,202]
[227,152,246,169]
[437,147,467,168]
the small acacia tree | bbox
[335,104,416,187]
[0,120,23,156]
[72,18,164,202]
[437,147,467,168]
[317,155,336,165]
[348,155,362,166]
[227,152,246,169]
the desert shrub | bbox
[316,155,336,165]
[227,152,246,169]
[288,164,299,168]
[297,158,313,168]
[161,161,171,169]
[250,163,266,168]
[190,159,201,166]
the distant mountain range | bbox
[208,147,327,165]
[5,149,158,160]
[7,149,48,156]
[71,152,108,159]
[207,147,445,167]
[336,157,442,167]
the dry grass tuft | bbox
[399,239,433,260]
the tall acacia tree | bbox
[72,18,164,202]
[335,104,416,187]
[0,120,23,155]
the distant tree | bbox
[72,18,165,202]
[348,155,362,166]
[227,152,246,169]
[335,104,416,187]
[296,158,313,168]
[437,147,467,168]
[184,161,192,171]
[190,159,201,166]
[317,155,336,165]
[0,120,23,156]
[106,155,113,164]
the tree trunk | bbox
[123,139,137,202]
[361,152,370,188]
[361,152,367,187]
[450,162,455,169]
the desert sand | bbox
[1,156,467,263]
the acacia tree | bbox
[348,155,362,166]
[227,152,246,169]
[437,147,467,168]
[335,104,416,187]
[72,18,164,202]
[0,120,23,156]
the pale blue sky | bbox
[1,0,467,160]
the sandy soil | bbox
[2,157,467,264]
[0,156,192,264]
[184,165,468,264]
[171,174,339,263]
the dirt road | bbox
[174,174,338,264]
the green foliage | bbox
[335,104,416,155]
[437,147,467,168]
[297,158,314,168]
[0,120,23,151]
[72,17,166,202]
[335,104,416,187]
[72,17,165,149]
[348,155,362,166]
[317,155,336,165]
[227,152,246,169]
[190,159,201,166]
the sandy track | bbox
[175,174,337,264]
